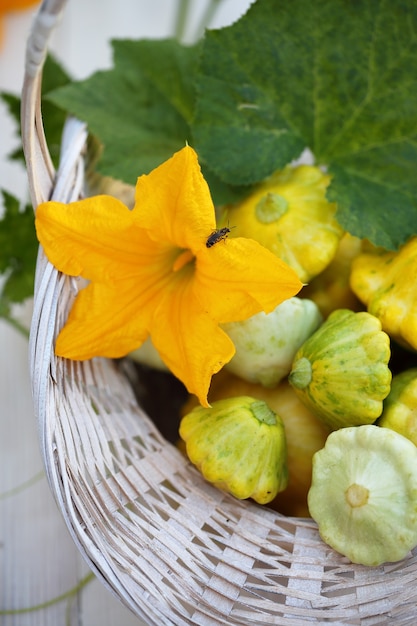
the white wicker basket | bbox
[21,1,417,624]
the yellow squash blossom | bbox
[35,146,302,405]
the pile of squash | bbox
[178,163,417,566]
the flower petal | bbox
[55,280,151,360]
[133,146,216,251]
[35,195,154,282]
[150,272,235,406]
[195,237,303,323]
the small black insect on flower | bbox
[206,226,231,248]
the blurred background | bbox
[0,1,252,624]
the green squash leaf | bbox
[0,92,23,162]
[1,54,71,167]
[47,39,195,185]
[113,38,199,124]
[192,0,417,249]
[0,191,38,305]
[47,38,249,205]
[43,2,417,246]
[40,54,73,166]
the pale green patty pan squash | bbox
[308,425,417,566]
[288,309,392,430]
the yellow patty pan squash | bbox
[179,396,288,504]
[289,309,392,430]
[220,164,344,283]
[350,237,417,351]
[181,371,330,517]
[379,368,417,446]
[301,232,363,318]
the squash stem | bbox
[250,400,277,425]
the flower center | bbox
[172,248,195,272]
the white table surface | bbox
[0,2,251,624]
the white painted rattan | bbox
[22,1,417,624]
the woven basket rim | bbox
[21,2,417,625]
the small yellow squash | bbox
[179,396,288,504]
[181,371,330,517]
[350,237,417,351]
[301,232,363,318]
[379,368,417,445]
[220,164,344,283]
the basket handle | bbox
[21,0,67,208]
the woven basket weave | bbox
[21,1,417,624]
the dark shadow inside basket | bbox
[389,339,417,375]
[128,361,188,444]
